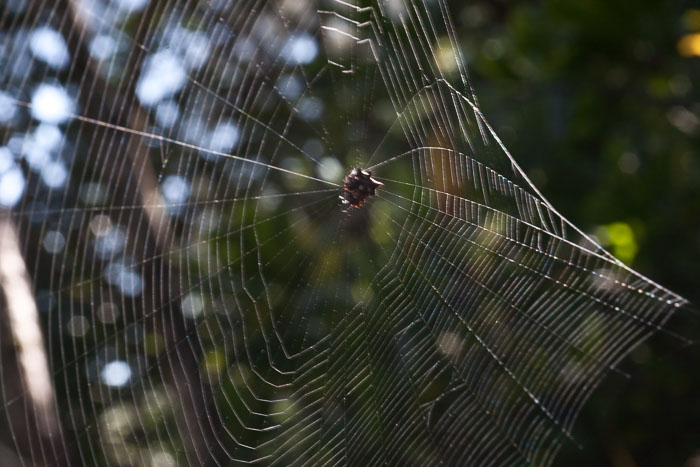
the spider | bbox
[340,168,384,208]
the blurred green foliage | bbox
[449,0,700,465]
[2,0,698,464]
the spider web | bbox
[0,0,690,465]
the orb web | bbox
[0,0,689,466]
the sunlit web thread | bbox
[0,195,336,408]
[0,0,691,466]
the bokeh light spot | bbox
[161,175,190,204]
[41,160,68,188]
[0,92,18,124]
[0,165,26,207]
[31,83,75,125]
[136,51,187,107]
[115,0,149,12]
[101,360,132,387]
[284,34,318,64]
[43,230,66,254]
[89,34,117,61]
[29,27,70,69]
[678,33,700,57]
[207,121,240,154]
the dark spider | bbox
[340,168,384,208]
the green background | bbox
[450,0,700,465]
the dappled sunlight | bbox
[0,1,697,466]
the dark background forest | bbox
[0,0,698,465]
[454,0,700,465]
